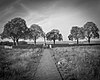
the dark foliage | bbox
[84,22,99,43]
[0,41,13,46]
[1,17,28,46]
[46,29,63,44]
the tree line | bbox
[68,22,99,44]
[0,17,99,45]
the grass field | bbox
[0,48,43,80]
[52,45,100,80]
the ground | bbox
[1,45,100,80]
[34,49,62,80]
[52,46,100,80]
[0,48,43,80]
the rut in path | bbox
[34,49,62,80]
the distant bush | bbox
[0,41,13,46]
[18,41,27,45]
[13,44,43,49]
[0,41,27,46]
[13,44,30,49]
[48,43,100,48]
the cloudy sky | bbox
[0,0,100,41]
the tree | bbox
[46,29,63,44]
[41,32,46,46]
[84,22,99,44]
[1,17,28,45]
[68,26,85,44]
[68,34,73,41]
[28,24,44,45]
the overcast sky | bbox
[0,0,100,41]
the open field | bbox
[52,45,100,80]
[0,47,43,80]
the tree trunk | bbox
[34,37,36,45]
[76,38,79,44]
[13,39,16,46]
[44,37,46,46]
[16,39,19,46]
[88,37,91,44]
[53,39,56,44]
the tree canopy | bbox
[1,17,28,45]
[46,29,63,44]
[84,22,99,43]
[28,24,44,45]
[0,17,99,46]
[68,26,85,44]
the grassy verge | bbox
[0,48,43,80]
[51,45,100,80]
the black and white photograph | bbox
[0,0,100,80]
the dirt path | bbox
[34,49,62,80]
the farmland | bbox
[52,45,100,80]
[0,47,43,80]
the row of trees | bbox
[0,17,99,45]
[0,17,63,45]
[68,22,99,44]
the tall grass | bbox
[52,45,100,80]
[0,48,43,80]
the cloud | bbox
[0,0,99,24]
[0,0,100,40]
[24,12,49,27]
[0,0,17,10]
